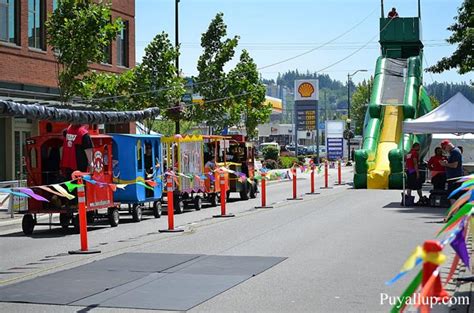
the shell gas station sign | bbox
[294,80,319,101]
[294,80,319,131]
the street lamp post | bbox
[346,69,367,166]
[175,0,180,134]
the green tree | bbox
[133,32,185,131]
[427,0,473,74]
[78,69,136,110]
[152,120,196,136]
[351,78,373,135]
[228,50,271,139]
[193,13,239,132]
[79,32,184,133]
[46,0,123,103]
[429,95,440,109]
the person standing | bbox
[405,143,423,204]
[427,147,447,190]
[388,7,399,19]
[440,140,463,204]
[61,124,93,179]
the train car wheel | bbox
[210,194,217,207]
[249,183,257,199]
[59,213,71,230]
[108,208,119,227]
[152,201,162,218]
[174,198,184,214]
[239,183,249,200]
[72,215,80,234]
[131,204,143,222]
[22,214,35,235]
[194,196,202,211]
[86,211,95,224]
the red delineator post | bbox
[320,161,333,189]
[306,164,319,195]
[335,160,343,185]
[160,174,184,232]
[287,167,303,200]
[213,170,235,218]
[255,172,273,209]
[69,175,100,254]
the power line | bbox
[315,17,395,73]
[257,8,376,70]
[76,9,377,104]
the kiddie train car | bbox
[217,135,258,200]
[162,135,227,213]
[111,134,163,221]
[23,123,119,235]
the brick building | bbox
[0,0,136,181]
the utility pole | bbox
[175,0,180,134]
[346,70,367,165]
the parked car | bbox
[307,145,327,158]
[286,144,308,155]
[258,142,281,157]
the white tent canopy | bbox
[403,92,474,134]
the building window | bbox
[0,0,18,44]
[116,21,128,67]
[28,0,45,50]
[103,42,112,64]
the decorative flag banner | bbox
[437,203,473,237]
[64,181,84,193]
[146,180,158,187]
[449,219,470,268]
[116,184,127,190]
[448,181,474,199]
[136,181,154,191]
[0,188,28,198]
[82,177,96,185]
[457,175,474,182]
[51,184,75,200]
[445,192,470,220]
[207,173,216,182]
[36,185,67,198]
[18,188,49,202]
[386,246,423,286]
[390,270,422,313]
[444,255,460,286]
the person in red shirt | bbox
[405,143,422,203]
[61,124,93,179]
[388,7,399,19]
[427,147,447,190]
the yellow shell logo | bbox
[298,82,315,98]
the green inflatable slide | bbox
[354,12,433,189]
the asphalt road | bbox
[0,167,451,312]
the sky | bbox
[135,0,473,85]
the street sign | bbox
[326,138,344,160]
[325,120,345,138]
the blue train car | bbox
[111,134,163,222]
